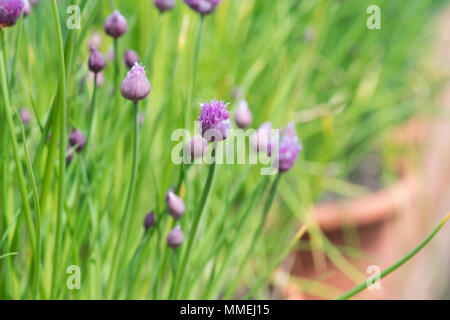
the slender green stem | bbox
[336,213,450,300]
[0,28,37,284]
[50,0,67,299]
[105,102,140,299]
[224,174,282,299]
[86,73,98,150]
[113,38,119,93]
[171,146,217,299]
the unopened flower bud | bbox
[184,0,222,16]
[20,108,31,125]
[166,190,185,220]
[121,63,151,102]
[88,47,106,73]
[154,0,175,13]
[167,226,184,249]
[104,10,127,38]
[124,49,139,69]
[69,129,86,153]
[144,211,156,230]
[234,99,252,129]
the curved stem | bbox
[336,213,450,300]
[105,102,140,299]
[50,0,67,299]
[171,146,216,299]
[86,73,98,150]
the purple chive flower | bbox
[166,190,185,220]
[88,47,106,74]
[154,0,175,13]
[104,10,127,38]
[198,99,231,142]
[184,0,221,15]
[0,0,24,28]
[184,135,208,160]
[20,108,31,125]
[250,122,278,156]
[124,49,139,69]
[23,0,31,17]
[69,129,86,153]
[276,122,302,173]
[234,99,252,129]
[121,63,151,102]
[167,226,184,249]
[144,211,156,230]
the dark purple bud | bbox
[167,226,184,249]
[154,0,175,12]
[121,63,151,102]
[23,0,31,17]
[69,129,86,153]
[124,49,139,69]
[184,0,222,16]
[166,190,185,220]
[198,99,231,142]
[184,135,208,160]
[20,108,31,125]
[234,99,252,129]
[276,122,302,173]
[88,47,106,74]
[0,0,24,28]
[144,211,155,230]
[104,10,127,38]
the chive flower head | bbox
[234,99,252,129]
[184,0,221,16]
[88,46,106,74]
[69,129,86,153]
[144,211,156,230]
[0,0,24,28]
[154,0,175,12]
[166,190,185,220]
[121,63,151,102]
[124,49,139,69]
[104,10,127,38]
[198,99,231,142]
[167,226,184,249]
[276,122,302,173]
[20,108,31,125]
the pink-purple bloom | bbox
[88,47,106,74]
[234,99,252,129]
[104,11,127,38]
[166,190,185,220]
[121,63,151,102]
[0,0,24,28]
[69,129,86,153]
[198,99,231,142]
[23,0,30,17]
[124,49,139,69]
[275,123,302,173]
[154,0,175,12]
[184,0,221,15]
[167,226,184,249]
[20,108,31,125]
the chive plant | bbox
[0,0,447,300]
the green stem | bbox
[224,174,282,299]
[86,73,98,150]
[113,38,119,93]
[171,146,217,299]
[105,101,140,299]
[336,213,450,300]
[0,28,37,285]
[50,0,67,299]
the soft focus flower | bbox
[121,63,151,102]
[89,31,102,49]
[167,226,184,249]
[23,0,30,17]
[184,0,221,15]
[166,190,185,220]
[124,49,139,69]
[184,135,208,160]
[29,0,37,7]
[276,122,302,173]
[104,10,127,38]
[144,211,155,230]
[250,122,278,156]
[234,99,252,129]
[69,129,86,153]
[0,0,24,28]
[198,99,231,142]
[20,108,31,125]
[154,0,175,13]
[88,47,106,74]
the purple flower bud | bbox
[0,0,24,28]
[167,226,184,249]
[184,135,208,160]
[276,122,302,173]
[23,0,31,17]
[124,49,139,69]
[250,122,278,156]
[121,63,151,102]
[166,190,185,220]
[104,10,127,38]
[143,211,156,230]
[89,31,102,49]
[69,129,86,153]
[234,99,252,129]
[154,0,175,13]
[88,47,106,74]
[184,0,222,16]
[20,108,31,125]
[198,99,231,142]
